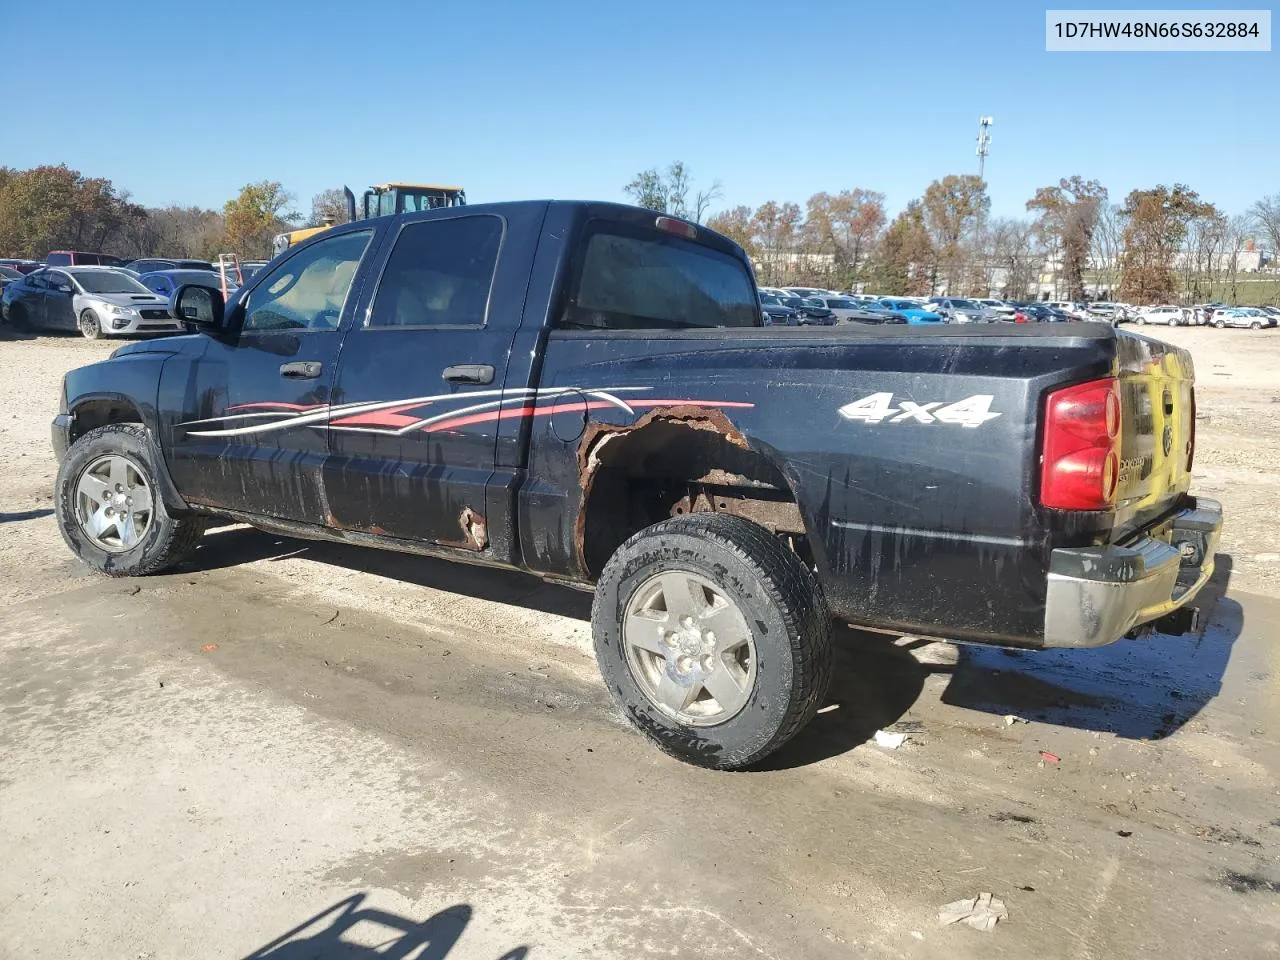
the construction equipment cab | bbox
[271,183,466,256]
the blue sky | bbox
[4,0,1275,221]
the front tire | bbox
[79,309,102,340]
[592,513,832,770]
[1136,316,1147,325]
[1251,321,1262,330]
[1215,319,1226,329]
[55,423,205,576]
[8,302,30,330]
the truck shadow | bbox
[188,527,1243,765]
[941,553,1240,740]
[241,893,528,959]
[186,524,593,621]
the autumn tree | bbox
[749,201,802,285]
[622,162,722,222]
[1025,176,1107,301]
[870,201,932,296]
[310,188,350,227]
[223,181,299,258]
[921,175,988,293]
[803,189,886,289]
[705,205,756,258]
[0,165,144,259]
[1117,184,1215,304]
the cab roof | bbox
[372,182,465,192]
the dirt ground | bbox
[1,325,1277,959]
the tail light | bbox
[1014,311,1028,323]
[1040,377,1121,510]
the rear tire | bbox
[79,309,102,340]
[1136,316,1147,325]
[55,423,205,577]
[1215,319,1226,329]
[1250,321,1262,330]
[592,513,832,770]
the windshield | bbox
[782,298,806,308]
[169,270,232,286]
[759,295,781,305]
[884,300,916,310]
[826,298,856,308]
[68,270,152,294]
[949,299,978,309]
[0,267,21,280]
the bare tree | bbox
[1248,193,1280,260]
[623,162,721,223]
[985,217,1040,300]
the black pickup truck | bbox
[51,201,1222,769]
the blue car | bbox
[138,269,236,299]
[876,298,945,324]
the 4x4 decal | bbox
[839,392,1001,427]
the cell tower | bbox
[976,116,993,181]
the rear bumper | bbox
[1043,497,1223,648]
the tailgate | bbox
[1113,331,1195,537]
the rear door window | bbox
[366,215,502,328]
[562,221,760,330]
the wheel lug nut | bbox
[115,484,124,493]
[700,655,714,672]
[664,631,677,646]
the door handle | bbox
[442,364,494,385]
[280,361,322,379]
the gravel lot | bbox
[1,324,1277,959]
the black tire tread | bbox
[56,423,204,577]
[592,512,832,769]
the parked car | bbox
[127,257,217,274]
[778,296,829,324]
[1015,303,1071,323]
[1213,307,1276,330]
[878,298,945,324]
[0,258,42,274]
[1194,302,1227,325]
[808,296,882,322]
[923,297,995,323]
[1086,303,1121,322]
[1135,305,1190,326]
[0,265,23,295]
[238,260,270,278]
[1,266,183,338]
[796,298,836,324]
[973,297,1016,317]
[782,287,835,299]
[1258,306,1280,323]
[758,294,801,326]
[45,251,127,267]
[49,200,1219,770]
[1047,301,1090,320]
[139,270,237,299]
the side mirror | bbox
[170,284,225,332]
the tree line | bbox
[2,162,1275,305]
[629,162,1280,304]
[0,165,349,262]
